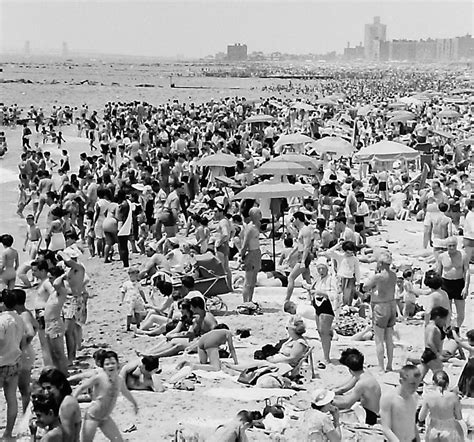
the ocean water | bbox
[1,60,309,109]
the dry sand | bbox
[0,128,473,441]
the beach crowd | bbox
[0,67,474,441]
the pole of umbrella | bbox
[271,212,276,265]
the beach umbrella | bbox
[290,102,316,111]
[387,102,408,109]
[254,161,310,176]
[458,137,474,145]
[355,140,420,162]
[450,88,474,95]
[272,154,321,171]
[307,136,354,157]
[399,96,423,106]
[387,115,416,124]
[274,133,315,149]
[387,110,416,119]
[431,129,455,139]
[233,181,312,263]
[438,110,461,119]
[357,105,374,116]
[444,97,468,105]
[315,98,338,106]
[197,153,237,167]
[243,114,275,124]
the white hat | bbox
[312,389,335,407]
[315,257,329,268]
[393,185,402,192]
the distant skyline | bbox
[1,0,473,58]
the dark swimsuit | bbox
[364,407,379,425]
[311,297,335,317]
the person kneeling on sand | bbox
[332,348,381,425]
[176,324,238,372]
[207,410,253,442]
[120,356,164,391]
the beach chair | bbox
[286,345,316,380]
[177,252,230,314]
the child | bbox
[84,211,95,257]
[453,329,474,397]
[29,182,40,216]
[278,237,298,270]
[24,214,42,259]
[120,267,147,331]
[31,393,63,442]
[57,131,66,148]
[59,150,70,174]
[73,351,138,442]
[192,214,210,254]
[400,269,425,319]
[354,191,369,243]
[17,182,31,218]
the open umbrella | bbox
[254,161,310,176]
[357,105,375,116]
[272,154,321,171]
[387,110,416,119]
[315,98,338,106]
[387,115,416,124]
[290,102,316,111]
[458,137,474,145]
[233,181,312,263]
[399,96,423,106]
[355,140,420,162]
[243,114,275,124]
[431,129,455,139]
[438,110,461,119]
[307,137,354,157]
[197,153,237,167]
[274,133,315,149]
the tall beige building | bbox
[364,16,387,60]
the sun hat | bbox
[315,257,329,268]
[312,389,335,407]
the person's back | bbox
[371,268,396,302]
[358,372,381,414]
[424,390,459,420]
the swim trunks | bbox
[243,249,261,272]
[312,297,335,317]
[364,407,379,425]
[371,301,397,329]
[0,362,20,384]
[421,347,438,365]
[441,278,465,301]
[45,318,65,339]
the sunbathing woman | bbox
[120,356,164,391]
[0,234,19,289]
[139,297,217,358]
[74,350,138,442]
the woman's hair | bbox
[433,370,449,392]
[214,323,229,330]
[38,367,73,397]
[341,240,357,253]
[189,296,205,310]
[92,349,107,363]
[97,350,119,367]
[466,329,474,343]
[339,348,364,371]
[0,234,14,247]
[292,211,306,224]
[141,356,159,372]
[424,270,443,290]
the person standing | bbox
[380,365,422,442]
[240,208,262,303]
[0,289,25,439]
[463,199,474,265]
[363,251,397,372]
[214,204,233,291]
[437,236,470,329]
[117,190,133,268]
[285,211,314,302]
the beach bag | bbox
[262,398,285,419]
[237,366,275,385]
[260,253,275,272]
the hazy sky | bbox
[1,0,473,57]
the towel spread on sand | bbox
[203,387,297,401]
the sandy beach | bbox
[0,125,473,441]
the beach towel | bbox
[203,387,297,402]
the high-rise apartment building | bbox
[364,16,387,60]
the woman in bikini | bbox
[74,350,138,442]
[0,234,19,289]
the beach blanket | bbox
[203,387,297,401]
[192,370,232,380]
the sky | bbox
[1,0,473,58]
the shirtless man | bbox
[380,364,421,442]
[14,289,38,413]
[58,248,87,365]
[241,208,262,303]
[179,324,238,372]
[35,172,55,223]
[47,268,69,375]
[23,214,42,260]
[31,260,54,365]
[429,203,452,259]
[437,236,470,329]
[363,251,397,372]
[285,211,314,302]
[333,348,381,425]
[214,204,233,290]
